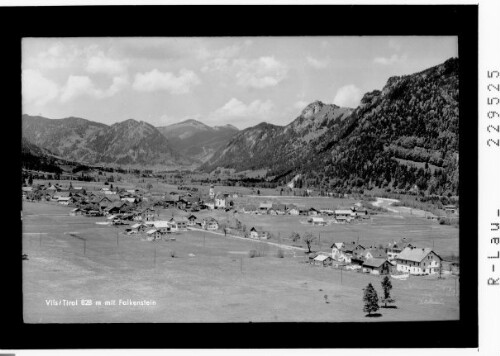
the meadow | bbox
[22,201,459,323]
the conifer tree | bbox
[381,276,395,308]
[363,283,380,316]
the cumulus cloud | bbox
[333,84,363,108]
[86,52,127,75]
[205,98,274,127]
[22,69,60,106]
[374,53,407,65]
[132,68,201,94]
[60,74,129,102]
[234,56,288,88]
[27,42,80,70]
[306,56,329,69]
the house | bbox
[243,204,258,214]
[202,217,219,230]
[331,242,365,263]
[287,205,300,216]
[249,227,269,240]
[274,204,287,215]
[121,197,138,204]
[204,199,215,210]
[152,221,172,234]
[298,207,309,216]
[308,207,320,216]
[187,214,198,226]
[313,254,333,267]
[362,258,393,275]
[335,210,353,221]
[146,229,162,240]
[169,217,188,231]
[444,205,459,214]
[57,196,72,205]
[140,207,156,221]
[215,195,226,209]
[386,239,415,261]
[259,203,272,212]
[308,216,326,226]
[320,209,335,216]
[361,248,387,260]
[131,223,148,232]
[395,247,442,275]
[70,207,83,216]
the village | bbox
[22,180,459,280]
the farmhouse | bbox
[287,205,299,216]
[152,221,172,234]
[202,217,219,230]
[313,254,333,267]
[444,205,459,214]
[335,210,353,221]
[187,215,198,226]
[395,247,442,275]
[169,217,188,231]
[215,195,226,209]
[140,207,156,221]
[331,242,365,263]
[309,216,327,226]
[57,196,72,205]
[362,258,393,275]
[131,223,148,232]
[249,227,269,240]
[308,207,320,216]
[70,207,83,216]
[259,203,272,212]
[204,199,215,210]
[146,229,162,240]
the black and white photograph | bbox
[21,35,462,323]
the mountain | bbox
[157,119,239,162]
[202,57,459,196]
[200,101,353,176]
[22,115,192,167]
[21,137,62,173]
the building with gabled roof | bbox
[395,247,442,275]
[362,258,393,275]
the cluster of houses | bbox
[239,201,369,223]
[310,238,443,276]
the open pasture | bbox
[22,201,459,323]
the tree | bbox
[302,232,316,253]
[363,283,380,316]
[381,276,395,308]
[146,182,153,191]
[289,231,300,242]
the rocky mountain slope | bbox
[157,119,239,163]
[22,115,191,167]
[200,101,353,178]
[202,57,459,196]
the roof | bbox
[71,208,81,211]
[311,217,325,222]
[250,227,267,233]
[331,242,344,249]
[22,187,33,192]
[259,203,273,209]
[335,210,353,215]
[363,258,388,268]
[58,197,71,201]
[146,229,158,234]
[131,223,143,229]
[314,255,332,262]
[153,221,171,229]
[364,249,387,259]
[396,247,437,263]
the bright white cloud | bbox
[30,42,79,70]
[132,69,201,94]
[374,53,407,65]
[209,98,274,122]
[60,74,129,103]
[333,84,363,108]
[86,52,127,75]
[306,56,329,69]
[60,75,96,103]
[234,56,288,88]
[293,100,310,110]
[22,69,60,106]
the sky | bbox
[22,36,458,130]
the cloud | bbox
[22,69,60,106]
[388,38,402,51]
[333,84,363,108]
[27,42,80,70]
[206,98,274,127]
[132,68,201,94]
[306,56,329,69]
[86,52,127,75]
[374,53,407,65]
[234,56,288,88]
[60,74,129,102]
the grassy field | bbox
[22,201,459,323]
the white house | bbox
[249,227,269,240]
[152,221,172,234]
[309,216,326,226]
[395,247,442,275]
[57,196,72,205]
[313,254,333,266]
[215,196,226,209]
[146,229,162,240]
[202,218,219,230]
